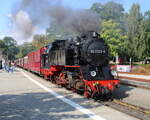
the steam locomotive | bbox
[16,31,119,99]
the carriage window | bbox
[35,53,39,62]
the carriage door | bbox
[41,54,49,68]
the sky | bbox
[0,0,150,44]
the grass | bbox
[131,64,150,74]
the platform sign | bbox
[116,65,131,72]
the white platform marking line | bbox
[20,70,106,120]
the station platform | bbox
[118,73,150,80]
[118,73,150,89]
[0,69,140,120]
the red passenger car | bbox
[23,56,28,69]
[18,58,24,68]
[28,49,41,74]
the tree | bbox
[16,42,36,58]
[2,37,19,60]
[32,34,54,49]
[126,4,142,59]
[91,3,103,16]
[0,40,6,50]
[101,20,127,57]
[137,11,150,59]
[46,21,76,39]
[91,2,124,21]
[91,1,127,37]
[3,37,17,46]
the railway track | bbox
[112,100,150,114]
[97,99,150,120]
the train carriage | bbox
[17,58,24,68]
[23,56,28,69]
[28,49,41,74]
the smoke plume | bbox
[12,10,36,39]
[10,0,100,43]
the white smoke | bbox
[10,0,100,44]
[15,10,35,36]
[8,10,37,44]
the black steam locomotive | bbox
[17,31,119,99]
[43,31,112,80]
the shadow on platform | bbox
[0,92,100,120]
[112,85,133,100]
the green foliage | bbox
[16,42,36,58]
[3,37,17,46]
[2,37,19,60]
[91,1,124,21]
[137,11,150,59]
[91,1,130,60]
[46,22,76,39]
[32,34,54,49]
[0,40,6,50]
[126,4,142,58]
[101,20,127,57]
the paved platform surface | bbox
[0,69,142,120]
[118,73,150,88]
[120,79,150,89]
[118,73,150,80]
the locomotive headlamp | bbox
[90,71,96,77]
[76,42,80,45]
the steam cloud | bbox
[10,0,100,43]
[12,10,36,39]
